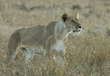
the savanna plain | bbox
[0,0,110,76]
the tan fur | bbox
[75,13,79,20]
[66,13,80,43]
[6,13,82,65]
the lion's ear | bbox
[61,13,69,22]
[75,13,79,20]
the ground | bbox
[0,0,110,76]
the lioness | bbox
[6,13,82,64]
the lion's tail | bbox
[6,29,21,64]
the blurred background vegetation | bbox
[0,0,110,76]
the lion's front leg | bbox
[52,48,67,68]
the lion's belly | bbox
[21,45,45,54]
[17,45,45,64]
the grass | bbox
[66,35,110,75]
[0,0,110,76]
[107,28,110,36]
[0,34,110,76]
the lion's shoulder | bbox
[46,21,58,34]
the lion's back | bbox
[20,25,47,45]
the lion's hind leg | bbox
[6,46,21,64]
[6,29,21,64]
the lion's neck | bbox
[54,21,69,41]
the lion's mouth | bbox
[78,28,82,32]
[73,28,82,35]
[73,28,82,32]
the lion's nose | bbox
[79,26,81,28]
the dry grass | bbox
[0,0,110,76]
